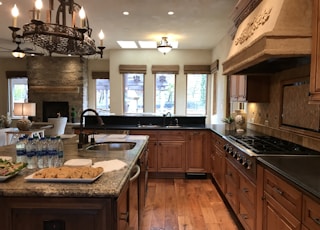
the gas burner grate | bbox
[227,135,319,155]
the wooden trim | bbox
[29,86,79,93]
[184,65,211,74]
[119,65,147,74]
[6,71,28,79]
[210,60,219,73]
[151,65,179,74]
[92,71,109,79]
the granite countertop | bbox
[258,156,320,199]
[0,135,148,198]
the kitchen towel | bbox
[92,159,128,173]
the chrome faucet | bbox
[78,109,104,149]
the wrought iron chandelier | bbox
[9,0,105,58]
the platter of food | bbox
[0,159,27,182]
[24,166,104,183]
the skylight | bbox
[117,41,138,49]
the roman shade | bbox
[184,65,211,74]
[119,65,147,74]
[92,71,109,79]
[6,71,28,78]
[151,65,179,74]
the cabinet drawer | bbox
[215,136,226,151]
[130,130,158,141]
[264,169,302,219]
[225,161,239,186]
[302,195,320,230]
[238,201,256,230]
[158,131,185,141]
[239,173,256,207]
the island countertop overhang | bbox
[0,135,149,198]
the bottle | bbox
[26,137,37,169]
[56,136,64,167]
[16,137,26,163]
[37,137,48,168]
[47,137,58,168]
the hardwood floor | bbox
[141,178,242,230]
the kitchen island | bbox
[0,135,148,230]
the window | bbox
[96,79,110,115]
[155,73,175,114]
[186,74,208,115]
[8,77,28,118]
[123,73,144,113]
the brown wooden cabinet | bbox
[225,159,239,212]
[185,130,208,173]
[212,134,226,193]
[229,75,269,102]
[310,0,320,102]
[131,130,158,172]
[0,181,130,230]
[302,195,320,230]
[263,169,302,230]
[131,130,187,173]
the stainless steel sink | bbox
[165,125,183,128]
[138,125,161,128]
[86,142,136,151]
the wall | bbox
[211,33,233,124]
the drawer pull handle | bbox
[273,186,283,195]
[311,216,320,225]
[120,212,129,222]
[242,188,249,193]
[241,214,248,220]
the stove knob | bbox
[232,150,237,158]
[246,159,252,170]
[237,153,241,161]
[242,157,247,166]
[223,144,229,150]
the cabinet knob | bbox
[120,212,129,222]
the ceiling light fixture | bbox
[11,41,25,58]
[8,0,105,58]
[157,37,172,55]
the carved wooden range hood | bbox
[223,0,312,75]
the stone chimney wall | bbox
[27,57,88,122]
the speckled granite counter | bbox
[0,135,148,198]
[258,156,320,199]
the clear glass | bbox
[155,74,175,114]
[186,74,208,115]
[123,73,144,113]
[96,79,110,115]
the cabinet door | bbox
[147,140,158,172]
[263,193,301,230]
[302,195,320,230]
[230,75,247,102]
[185,131,208,173]
[213,147,226,193]
[117,182,130,230]
[158,141,186,172]
[0,197,112,230]
[310,0,320,102]
[225,160,239,212]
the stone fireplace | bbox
[27,57,88,122]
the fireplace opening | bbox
[43,101,69,122]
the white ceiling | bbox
[0,0,237,57]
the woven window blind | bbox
[151,65,179,74]
[184,65,211,74]
[119,65,147,74]
[92,71,109,79]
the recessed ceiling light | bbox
[0,2,3,5]
[117,41,138,48]
[138,41,157,49]
[168,11,174,15]
[123,11,129,15]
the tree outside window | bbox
[96,79,110,115]
[9,78,28,118]
[123,73,144,113]
[155,74,175,114]
[186,74,207,115]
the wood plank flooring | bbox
[141,178,242,230]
